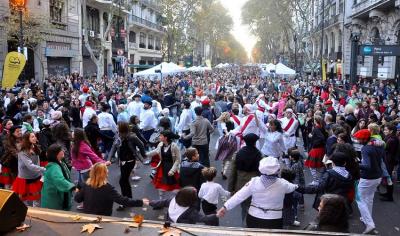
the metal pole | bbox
[294,35,297,73]
[320,0,325,77]
[19,8,24,81]
[117,0,121,76]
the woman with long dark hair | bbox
[41,144,75,210]
[261,119,285,159]
[0,122,19,188]
[305,115,328,185]
[52,123,72,168]
[109,122,146,211]
[71,128,110,187]
[147,130,181,199]
[12,132,46,206]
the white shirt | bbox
[78,93,89,106]
[198,181,230,205]
[233,114,260,136]
[139,109,157,130]
[280,117,298,137]
[224,177,297,219]
[261,131,285,158]
[82,107,96,128]
[168,197,189,223]
[230,114,242,129]
[176,108,193,132]
[98,112,117,133]
[127,101,143,118]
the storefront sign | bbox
[45,48,76,57]
[360,45,400,56]
[2,52,26,89]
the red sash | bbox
[236,115,254,145]
[230,113,241,126]
[283,118,295,132]
[256,100,265,112]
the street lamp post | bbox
[11,0,26,80]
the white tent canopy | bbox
[134,62,186,77]
[274,63,296,75]
[188,66,212,72]
[265,63,275,73]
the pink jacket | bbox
[71,141,104,171]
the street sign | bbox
[117,49,124,56]
[359,45,400,56]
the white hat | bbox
[259,156,280,175]
[161,108,170,116]
[285,108,294,113]
[43,119,51,126]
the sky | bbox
[219,0,257,59]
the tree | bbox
[0,9,51,50]
[160,0,201,62]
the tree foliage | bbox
[243,0,313,65]
[161,0,247,64]
[0,9,51,49]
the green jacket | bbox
[41,162,74,211]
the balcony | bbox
[112,40,125,51]
[140,0,162,11]
[352,0,391,16]
[129,15,166,33]
[139,43,146,48]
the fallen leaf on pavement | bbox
[70,214,82,221]
[81,224,102,234]
[158,227,181,236]
[16,224,31,232]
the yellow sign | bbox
[2,52,26,89]
[205,59,211,68]
[321,59,327,81]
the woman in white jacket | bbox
[217,157,298,229]
[260,119,285,159]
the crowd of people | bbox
[0,65,399,234]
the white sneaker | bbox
[292,221,301,227]
[363,225,377,234]
[131,176,141,181]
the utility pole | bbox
[294,34,298,73]
[320,0,325,77]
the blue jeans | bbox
[78,171,89,187]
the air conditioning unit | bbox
[89,30,95,37]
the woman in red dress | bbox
[0,125,22,189]
[305,115,328,185]
[147,130,181,199]
[12,132,46,206]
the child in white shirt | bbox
[198,167,230,226]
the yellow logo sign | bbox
[2,52,26,89]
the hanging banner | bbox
[205,59,211,68]
[322,59,327,81]
[2,52,26,89]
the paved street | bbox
[70,133,400,235]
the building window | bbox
[339,0,344,13]
[50,0,64,23]
[140,33,146,48]
[331,3,336,17]
[155,37,161,50]
[129,31,136,43]
[87,7,100,33]
[148,35,154,49]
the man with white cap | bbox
[232,104,260,147]
[280,108,299,165]
[218,156,298,229]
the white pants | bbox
[356,178,381,228]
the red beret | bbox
[324,100,333,105]
[201,98,210,106]
[353,129,371,141]
[82,86,89,93]
[84,101,93,107]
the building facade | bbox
[345,0,400,80]
[304,0,400,80]
[0,0,166,81]
[0,0,81,82]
